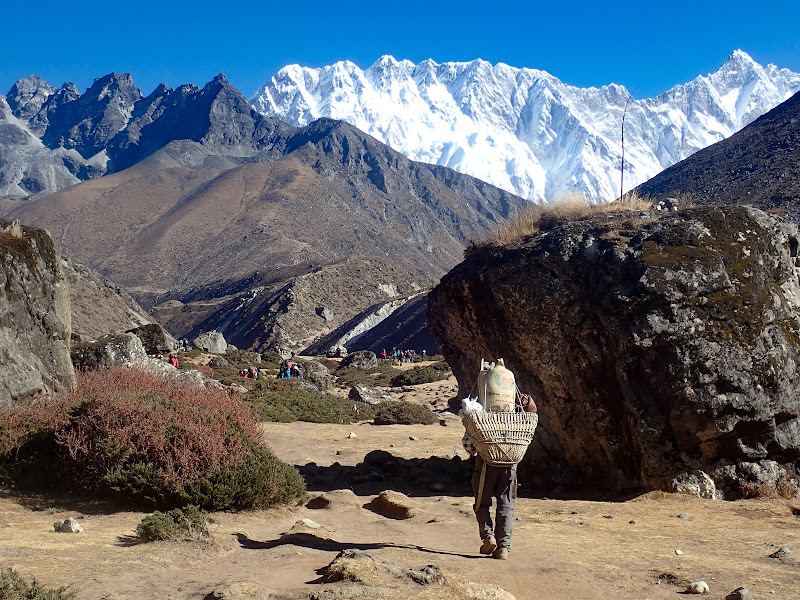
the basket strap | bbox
[473,460,487,513]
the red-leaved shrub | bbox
[0,367,305,510]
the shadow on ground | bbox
[235,531,478,561]
[296,450,473,497]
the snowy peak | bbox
[252,51,800,202]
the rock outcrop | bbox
[193,331,228,354]
[0,220,75,408]
[428,205,800,496]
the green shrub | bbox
[372,401,437,425]
[251,389,375,424]
[0,567,75,600]
[0,367,306,510]
[334,361,400,388]
[136,505,212,542]
[390,362,451,387]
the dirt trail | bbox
[1,377,799,599]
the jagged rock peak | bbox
[6,75,56,119]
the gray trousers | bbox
[471,455,516,548]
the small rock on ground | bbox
[726,587,753,600]
[768,546,792,560]
[687,581,710,594]
[54,517,84,533]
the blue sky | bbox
[3,0,799,100]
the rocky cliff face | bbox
[428,206,800,496]
[0,220,75,408]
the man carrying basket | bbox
[461,359,538,560]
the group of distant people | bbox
[278,359,303,379]
[239,366,261,379]
[380,348,427,364]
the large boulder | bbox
[193,331,227,354]
[339,350,377,369]
[428,206,800,496]
[302,359,334,391]
[349,383,396,405]
[0,220,75,408]
[126,323,174,355]
[71,332,148,371]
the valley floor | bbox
[1,379,799,600]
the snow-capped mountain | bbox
[252,50,800,203]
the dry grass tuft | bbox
[0,219,23,238]
[479,192,652,249]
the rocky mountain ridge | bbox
[637,89,800,222]
[1,72,293,198]
[253,50,800,203]
[6,79,526,352]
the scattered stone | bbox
[316,306,334,321]
[207,355,230,368]
[296,518,321,529]
[439,419,448,426]
[208,581,269,600]
[459,581,516,600]
[54,517,83,533]
[678,512,694,520]
[407,565,444,585]
[409,436,419,441]
[602,514,613,519]
[768,546,792,560]
[629,520,636,524]
[675,549,684,556]
[726,587,754,600]
[348,432,357,439]
[687,581,710,594]
[365,490,419,520]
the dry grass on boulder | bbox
[480,192,652,249]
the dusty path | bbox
[1,377,799,599]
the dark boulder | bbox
[0,220,75,408]
[429,205,800,496]
[126,323,174,355]
[339,350,378,369]
[302,359,334,391]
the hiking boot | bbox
[479,536,497,555]
[492,546,509,560]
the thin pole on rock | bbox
[620,86,639,202]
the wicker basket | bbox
[462,411,539,466]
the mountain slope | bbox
[636,90,800,220]
[8,109,526,351]
[252,51,800,203]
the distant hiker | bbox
[422,349,427,359]
[169,354,179,368]
[381,349,387,360]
